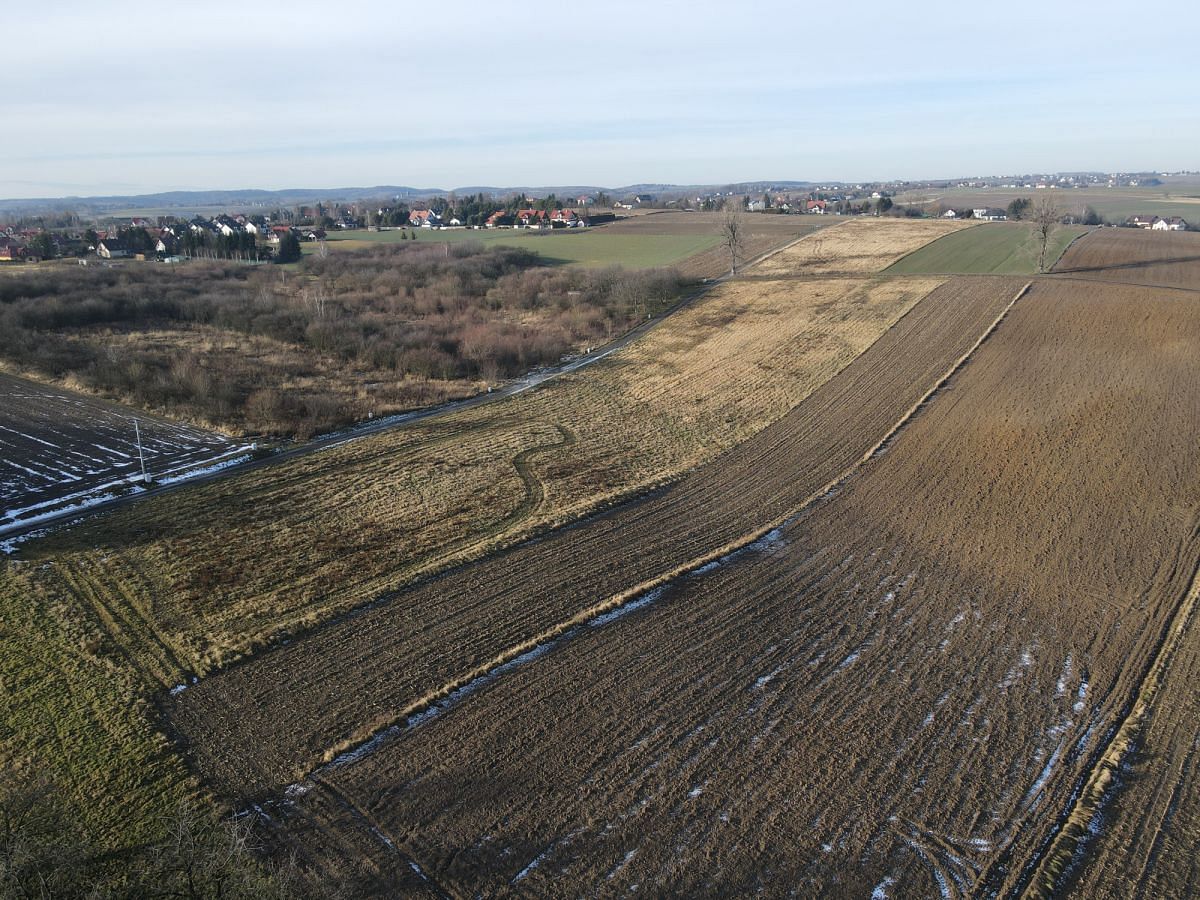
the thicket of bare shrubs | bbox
[0,244,689,437]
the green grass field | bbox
[885,223,1090,275]
[305,227,721,268]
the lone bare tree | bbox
[720,204,746,275]
[1033,196,1062,273]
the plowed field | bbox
[1052,226,1200,290]
[167,275,1025,798]
[252,279,1200,897]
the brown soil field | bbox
[254,279,1200,896]
[1052,226,1200,290]
[598,210,834,279]
[166,275,1023,799]
[753,218,969,276]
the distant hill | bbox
[0,180,820,218]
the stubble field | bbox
[753,218,967,276]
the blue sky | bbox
[3,0,1197,198]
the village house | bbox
[97,238,130,259]
[515,209,550,229]
[1152,216,1188,231]
[0,236,24,261]
[485,211,515,228]
[973,208,1007,221]
[806,200,827,214]
[409,209,441,228]
[1130,215,1189,230]
[213,215,243,237]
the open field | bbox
[886,222,1090,274]
[166,275,1021,798]
[753,218,967,276]
[246,277,1200,897]
[1052,226,1200,290]
[0,371,247,535]
[594,210,832,278]
[0,219,961,867]
[313,210,827,276]
[311,228,723,269]
[26,215,1200,894]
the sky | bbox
[4,0,1198,199]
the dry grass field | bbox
[753,217,968,276]
[245,278,1200,897]
[1,219,962,864]
[1052,226,1200,290]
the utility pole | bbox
[133,419,149,484]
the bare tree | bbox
[720,205,746,275]
[1033,196,1062,273]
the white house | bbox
[973,208,1007,221]
[97,239,130,259]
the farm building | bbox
[1151,216,1188,231]
[1129,215,1188,230]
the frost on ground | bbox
[1,373,251,542]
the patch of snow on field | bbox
[1,490,134,547]
[1055,654,1074,699]
[871,875,897,899]
[512,847,552,883]
[155,447,254,484]
[590,587,665,628]
[606,849,638,881]
[1074,674,1090,714]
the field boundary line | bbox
[1047,226,1096,273]
[882,221,980,273]
[1015,537,1200,899]
[307,279,1034,776]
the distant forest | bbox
[0,244,688,437]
